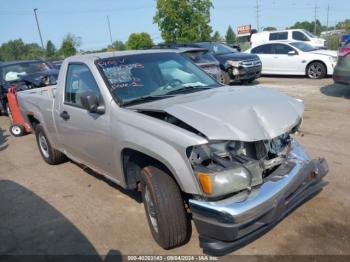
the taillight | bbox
[339,47,350,57]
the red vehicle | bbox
[6,86,32,136]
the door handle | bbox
[60,111,70,121]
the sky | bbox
[0,0,349,51]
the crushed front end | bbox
[187,132,328,256]
[225,58,262,83]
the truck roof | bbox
[67,49,179,63]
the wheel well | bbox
[121,148,178,190]
[306,60,327,75]
[27,115,40,130]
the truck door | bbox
[56,63,113,174]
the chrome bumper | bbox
[189,141,328,256]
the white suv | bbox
[251,29,326,49]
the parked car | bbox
[246,41,338,79]
[0,60,58,115]
[154,45,223,83]
[48,60,63,70]
[333,40,350,85]
[18,50,328,256]
[251,29,327,49]
[189,42,262,84]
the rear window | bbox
[182,51,217,64]
[251,44,273,54]
[269,32,288,41]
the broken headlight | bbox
[187,141,264,197]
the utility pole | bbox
[33,8,44,49]
[256,0,260,32]
[314,4,318,35]
[326,4,330,29]
[106,16,113,47]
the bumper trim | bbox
[189,142,328,256]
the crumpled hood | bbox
[130,86,304,142]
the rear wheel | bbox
[9,125,25,137]
[140,166,191,249]
[35,124,66,165]
[307,62,326,79]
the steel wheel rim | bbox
[308,64,322,79]
[11,126,21,135]
[144,185,159,233]
[38,132,49,158]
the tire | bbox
[307,62,326,79]
[9,125,25,137]
[35,124,66,165]
[140,166,191,249]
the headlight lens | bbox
[329,56,338,63]
[226,60,241,68]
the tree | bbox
[263,26,277,31]
[211,31,222,42]
[127,33,154,50]
[59,34,81,57]
[113,40,127,50]
[336,19,350,31]
[0,39,44,61]
[289,20,322,35]
[225,26,236,44]
[154,0,213,43]
[46,40,56,58]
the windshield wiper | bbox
[122,95,173,106]
[165,86,213,95]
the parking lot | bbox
[0,76,350,257]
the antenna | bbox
[107,16,113,47]
[33,8,44,49]
[256,0,260,32]
[326,4,330,29]
[314,4,318,35]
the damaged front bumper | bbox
[189,141,328,256]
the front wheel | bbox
[307,62,326,79]
[35,124,66,165]
[141,166,191,249]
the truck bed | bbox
[16,85,57,133]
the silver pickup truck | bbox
[17,50,328,256]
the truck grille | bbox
[241,59,261,68]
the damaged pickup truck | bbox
[17,50,328,256]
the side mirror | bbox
[288,50,297,56]
[80,91,105,114]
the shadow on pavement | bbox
[73,162,142,204]
[320,83,350,99]
[0,127,9,152]
[0,180,122,261]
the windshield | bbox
[96,52,218,105]
[2,62,50,82]
[290,42,317,52]
[182,50,217,64]
[303,30,317,38]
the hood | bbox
[214,52,259,63]
[310,49,337,57]
[130,86,304,142]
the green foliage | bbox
[289,20,322,35]
[0,39,44,61]
[263,26,277,31]
[127,33,154,50]
[113,40,127,51]
[225,26,236,44]
[154,0,213,43]
[59,34,81,57]
[211,31,222,42]
[336,19,350,31]
[46,40,57,58]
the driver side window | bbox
[273,44,294,55]
[292,31,309,41]
[65,64,101,107]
